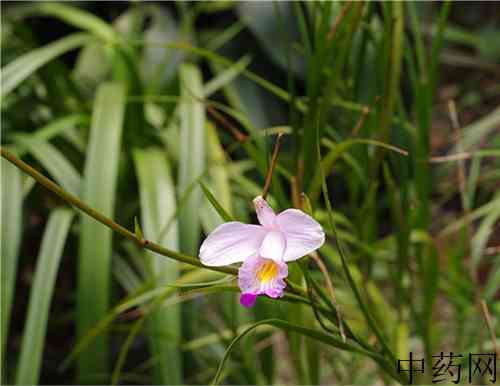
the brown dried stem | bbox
[262,132,284,200]
[310,251,346,342]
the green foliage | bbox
[77,82,126,383]
[15,209,74,385]
[2,2,499,385]
[133,148,182,384]
[1,160,23,384]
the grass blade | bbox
[1,159,23,384]
[77,82,126,383]
[1,33,91,98]
[133,147,182,385]
[15,208,74,385]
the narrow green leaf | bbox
[133,216,144,240]
[1,160,23,384]
[15,209,74,385]
[14,136,82,197]
[199,181,234,223]
[451,106,500,153]
[73,42,111,88]
[204,55,252,97]
[200,123,234,232]
[36,2,118,42]
[485,259,500,300]
[1,33,91,98]
[471,202,500,268]
[77,82,125,383]
[112,255,142,294]
[133,147,182,385]
[178,63,206,255]
[13,114,89,155]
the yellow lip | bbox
[256,260,279,283]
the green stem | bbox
[0,147,235,276]
[0,147,314,302]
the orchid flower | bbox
[199,196,325,308]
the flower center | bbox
[256,260,279,283]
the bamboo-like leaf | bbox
[177,62,207,365]
[133,147,182,385]
[1,33,91,98]
[178,63,206,255]
[200,123,234,231]
[200,181,234,223]
[15,209,74,385]
[1,160,23,384]
[73,42,110,89]
[36,2,118,42]
[13,114,89,156]
[204,55,252,97]
[14,136,82,197]
[113,255,142,294]
[77,82,125,383]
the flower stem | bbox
[1,147,316,304]
[1,147,236,275]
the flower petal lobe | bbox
[277,209,325,261]
[199,222,267,266]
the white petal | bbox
[259,230,286,261]
[253,195,276,228]
[199,222,267,266]
[276,209,325,261]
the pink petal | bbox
[238,255,288,304]
[264,287,285,298]
[253,195,276,228]
[240,293,257,308]
[238,254,262,293]
[276,209,325,261]
[259,230,286,261]
[199,222,267,266]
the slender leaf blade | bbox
[77,82,125,383]
[14,136,82,197]
[15,209,74,385]
[1,33,91,98]
[1,160,23,384]
[133,147,182,385]
[177,63,206,255]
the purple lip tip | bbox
[240,293,257,308]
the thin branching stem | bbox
[262,132,284,200]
